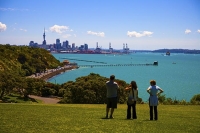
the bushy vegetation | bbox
[0,44,61,76]
[0,72,46,100]
[58,73,129,104]
[190,94,200,105]
[158,94,200,105]
[0,44,62,99]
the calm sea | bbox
[48,53,200,102]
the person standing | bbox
[147,80,164,120]
[105,75,119,119]
[125,81,138,119]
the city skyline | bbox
[0,0,200,50]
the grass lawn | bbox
[0,104,200,133]
[1,94,42,103]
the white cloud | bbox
[197,29,200,33]
[0,8,28,11]
[0,22,7,32]
[127,31,153,37]
[87,31,105,37]
[49,25,69,34]
[185,29,191,34]
[0,8,15,11]
[62,34,71,38]
[20,28,27,32]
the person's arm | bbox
[147,87,153,96]
[125,86,131,90]
[157,88,164,95]
[125,84,132,91]
[147,87,151,94]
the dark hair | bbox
[150,80,156,85]
[110,75,115,80]
[131,81,137,90]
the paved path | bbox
[29,95,60,104]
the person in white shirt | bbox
[147,80,164,120]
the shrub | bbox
[190,94,200,105]
[158,94,166,104]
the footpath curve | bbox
[29,95,60,104]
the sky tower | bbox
[42,28,46,45]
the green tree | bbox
[190,94,200,104]
[61,73,128,104]
[0,72,16,99]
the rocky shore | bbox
[28,65,78,81]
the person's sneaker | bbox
[109,116,114,119]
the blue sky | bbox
[0,0,200,50]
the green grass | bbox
[0,104,200,133]
[1,94,42,103]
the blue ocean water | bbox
[48,53,200,102]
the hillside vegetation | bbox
[0,44,61,76]
[0,44,62,99]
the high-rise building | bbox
[84,44,88,51]
[56,39,61,49]
[29,41,38,47]
[72,43,75,50]
[62,40,69,49]
[66,40,69,49]
[29,41,34,46]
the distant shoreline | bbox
[50,49,200,54]
[28,65,78,81]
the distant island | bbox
[131,49,200,54]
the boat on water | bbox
[166,51,170,56]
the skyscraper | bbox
[56,39,61,49]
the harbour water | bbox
[48,53,200,102]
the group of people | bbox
[105,75,164,120]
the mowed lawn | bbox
[0,104,200,133]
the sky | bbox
[0,0,200,50]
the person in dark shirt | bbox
[105,75,119,119]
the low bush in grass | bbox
[158,94,199,105]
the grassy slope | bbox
[1,94,43,103]
[0,104,200,133]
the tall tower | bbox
[96,42,98,48]
[42,28,46,45]
[109,42,113,53]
